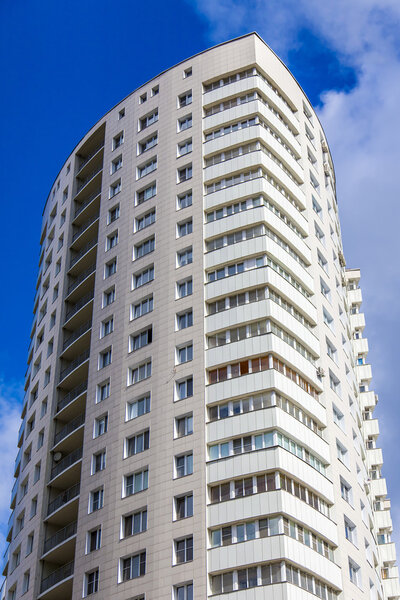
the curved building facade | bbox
[2,32,400,600]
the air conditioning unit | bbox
[316,366,325,378]
[53,451,63,463]
[323,162,330,175]
[321,140,328,152]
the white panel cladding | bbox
[207,490,338,543]
[207,407,329,463]
[206,369,327,424]
[203,75,301,135]
[208,583,288,600]
[205,267,317,324]
[203,124,304,182]
[206,447,334,502]
[375,509,393,530]
[205,299,320,357]
[205,334,321,390]
[204,151,305,208]
[204,177,309,235]
[208,535,341,585]
[204,205,311,265]
[204,237,314,294]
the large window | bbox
[85,569,99,596]
[177,278,192,298]
[122,509,147,538]
[175,494,193,520]
[125,430,150,457]
[134,266,154,289]
[126,394,150,420]
[174,536,193,564]
[175,453,193,478]
[131,296,153,320]
[128,360,152,385]
[134,237,155,259]
[129,327,153,352]
[120,551,146,582]
[124,469,148,497]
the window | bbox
[177,248,193,267]
[122,509,147,538]
[175,453,193,478]
[320,278,331,301]
[174,583,193,600]
[103,287,115,307]
[111,155,122,174]
[37,429,44,449]
[26,532,34,555]
[108,204,120,224]
[312,196,322,218]
[99,348,112,369]
[326,338,337,363]
[349,558,361,587]
[139,109,158,131]
[57,234,64,251]
[113,132,124,150]
[177,310,193,330]
[345,517,357,545]
[176,278,193,298]
[118,108,125,119]
[177,343,193,364]
[105,259,117,278]
[323,307,334,330]
[127,394,150,420]
[124,469,148,497]
[178,164,192,182]
[89,488,104,512]
[109,180,121,198]
[135,209,156,232]
[11,547,21,570]
[120,551,146,582]
[106,231,118,251]
[41,399,48,418]
[129,327,153,352]
[131,296,153,320]
[175,536,193,564]
[30,497,38,518]
[183,67,192,78]
[22,571,30,594]
[50,310,56,328]
[134,237,155,259]
[179,91,192,107]
[340,477,352,505]
[336,440,349,467]
[134,265,154,289]
[317,250,328,273]
[136,182,156,205]
[16,512,25,533]
[177,190,192,209]
[87,527,102,553]
[178,115,192,131]
[125,430,150,457]
[44,367,51,387]
[33,462,41,483]
[333,404,345,430]
[152,85,159,96]
[176,377,193,400]
[137,157,157,179]
[175,494,193,520]
[92,450,106,474]
[178,220,192,237]
[101,316,114,339]
[85,569,99,595]
[175,414,193,438]
[329,369,341,395]
[138,133,158,154]
[128,360,152,385]
[140,92,147,104]
[55,258,61,275]
[94,415,108,437]
[178,139,192,156]
[97,380,110,403]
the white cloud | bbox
[0,380,23,564]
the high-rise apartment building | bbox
[2,32,399,600]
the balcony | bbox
[47,482,80,520]
[61,320,92,357]
[2,544,9,577]
[42,521,77,560]
[73,188,101,221]
[39,561,74,599]
[76,143,104,175]
[10,477,17,509]
[48,447,83,486]
[64,291,94,325]
[58,349,90,385]
[70,213,99,248]
[364,418,379,437]
[75,165,102,195]
[68,238,98,273]
[53,413,85,451]
[56,381,87,416]
[14,446,22,477]
[379,541,397,564]
[66,263,96,300]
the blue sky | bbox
[1,0,400,561]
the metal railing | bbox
[71,213,99,243]
[40,561,74,593]
[74,189,101,218]
[69,238,97,269]
[76,143,104,173]
[62,320,92,351]
[49,447,82,481]
[67,263,96,295]
[54,413,85,446]
[75,166,102,194]
[64,291,94,322]
[47,482,80,516]
[43,521,77,555]
[59,350,90,382]
[56,382,87,413]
